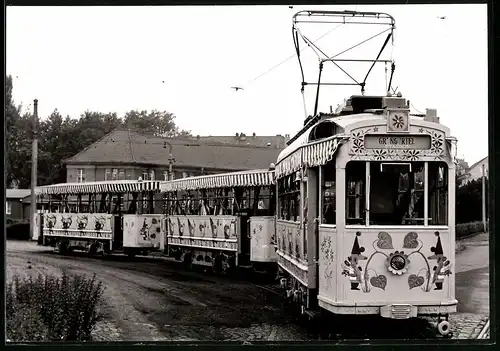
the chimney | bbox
[235,132,239,138]
[424,108,439,123]
[196,135,200,140]
[252,132,256,138]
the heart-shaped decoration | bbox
[370,275,387,290]
[376,232,394,249]
[403,232,419,249]
[408,274,425,289]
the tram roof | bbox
[160,169,275,192]
[35,180,162,195]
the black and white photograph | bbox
[5,3,490,343]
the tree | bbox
[456,177,489,224]
[5,75,22,188]
[123,110,191,137]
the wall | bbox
[6,198,24,220]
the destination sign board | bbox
[364,134,431,150]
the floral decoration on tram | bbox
[386,251,410,275]
[341,231,453,292]
[406,231,452,291]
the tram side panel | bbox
[249,216,277,264]
[166,215,240,269]
[122,214,162,254]
[42,212,114,252]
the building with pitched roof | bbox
[62,129,288,183]
[457,156,488,186]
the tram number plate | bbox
[380,304,417,319]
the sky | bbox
[6,4,488,165]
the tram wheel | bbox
[58,241,69,255]
[183,252,193,270]
[88,243,98,257]
[213,254,223,274]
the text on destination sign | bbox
[364,134,431,150]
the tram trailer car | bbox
[159,169,278,274]
[35,180,164,257]
[274,93,458,337]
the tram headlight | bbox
[386,251,410,275]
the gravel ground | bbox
[6,240,488,342]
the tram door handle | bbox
[313,217,320,264]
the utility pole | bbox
[30,99,38,241]
[482,163,487,230]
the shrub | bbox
[456,220,488,239]
[6,271,105,342]
[6,222,31,240]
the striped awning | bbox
[35,180,162,195]
[275,136,348,178]
[160,169,275,192]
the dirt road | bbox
[6,240,308,342]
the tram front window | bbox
[345,161,449,226]
[370,162,424,225]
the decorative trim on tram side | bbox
[43,213,113,240]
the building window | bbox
[149,169,155,181]
[6,201,12,215]
[118,169,126,180]
[77,169,86,183]
[142,170,149,180]
[182,171,188,179]
[112,168,118,180]
[105,168,111,181]
[163,171,169,181]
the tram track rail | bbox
[476,319,490,339]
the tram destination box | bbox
[364,134,431,150]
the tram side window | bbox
[345,162,366,225]
[278,173,300,222]
[428,162,448,225]
[321,162,336,225]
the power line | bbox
[242,22,346,88]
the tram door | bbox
[38,213,44,245]
[238,211,251,266]
[235,187,252,266]
[113,215,124,249]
